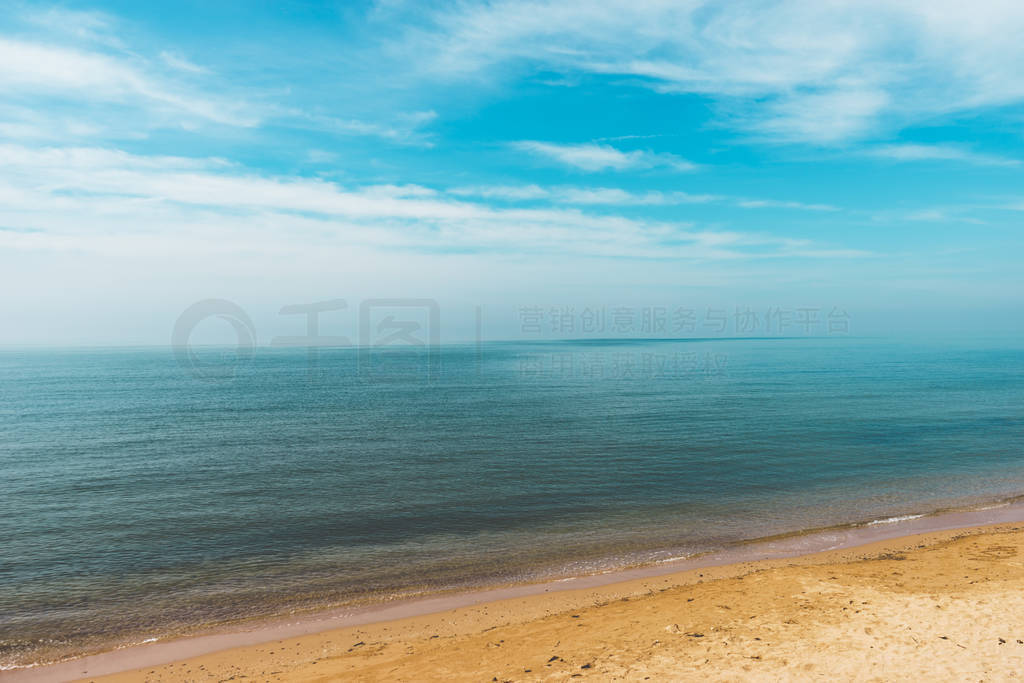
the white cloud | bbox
[298,110,438,146]
[450,185,550,200]
[0,37,255,128]
[453,186,713,204]
[903,208,984,224]
[403,0,1024,143]
[905,209,948,221]
[450,184,834,210]
[512,140,697,172]
[0,144,229,171]
[1,8,443,148]
[867,144,1019,166]
[21,6,123,47]
[159,51,209,74]
[359,184,439,198]
[556,188,685,205]
[0,104,109,141]
[0,144,862,262]
[735,199,838,212]
[753,89,891,144]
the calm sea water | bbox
[2,338,1023,667]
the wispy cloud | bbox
[871,206,985,225]
[297,110,438,146]
[512,141,697,172]
[0,9,434,147]
[905,209,985,225]
[0,103,112,141]
[159,51,209,74]
[452,185,718,205]
[0,144,863,262]
[449,185,551,200]
[867,144,1020,167]
[735,199,838,211]
[20,6,123,47]
[0,37,256,128]
[451,184,836,211]
[555,187,709,205]
[403,0,1024,144]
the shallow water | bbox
[2,338,1023,667]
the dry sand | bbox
[34,521,1024,681]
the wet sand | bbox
[8,503,1024,682]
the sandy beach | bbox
[9,515,1024,682]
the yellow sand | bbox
[89,523,1024,681]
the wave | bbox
[866,514,926,526]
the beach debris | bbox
[581,663,592,669]
[548,655,561,662]
[685,632,705,638]
[999,638,1006,644]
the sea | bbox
[2,337,1023,669]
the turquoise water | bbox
[2,338,1024,667]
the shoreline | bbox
[7,499,1024,682]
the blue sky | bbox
[1,0,1023,344]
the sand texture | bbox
[67,523,1024,682]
